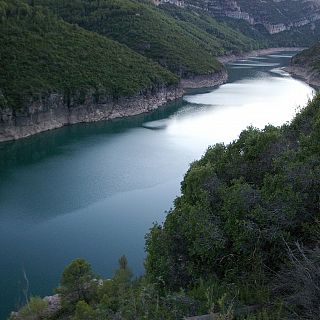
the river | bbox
[0,52,315,318]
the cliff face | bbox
[156,0,320,35]
[0,69,230,142]
[180,70,228,89]
[0,86,183,142]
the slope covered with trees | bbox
[28,0,259,78]
[289,42,320,86]
[182,0,320,46]
[292,42,320,73]
[145,94,320,318]
[0,0,178,111]
[11,95,320,320]
[159,3,261,54]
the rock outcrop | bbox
[286,65,320,87]
[0,86,183,142]
[180,70,228,89]
[0,70,228,142]
[156,0,320,35]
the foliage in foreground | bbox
[12,96,320,319]
[145,94,320,318]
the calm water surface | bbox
[0,52,315,318]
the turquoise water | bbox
[0,52,314,318]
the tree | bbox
[18,296,48,320]
[59,259,94,304]
[114,255,133,284]
[73,300,96,320]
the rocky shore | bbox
[0,70,228,143]
[0,86,184,142]
[180,70,228,89]
[218,47,305,63]
[285,65,320,88]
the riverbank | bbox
[0,86,183,142]
[285,66,320,88]
[0,69,228,143]
[180,70,228,89]
[218,47,305,63]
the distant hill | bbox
[29,0,259,78]
[160,0,320,46]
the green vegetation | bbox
[0,0,177,110]
[292,42,320,71]
[159,4,261,54]
[270,22,320,47]
[218,17,320,48]
[184,0,320,47]
[12,95,320,320]
[1,0,266,113]
[145,93,320,318]
[18,297,49,319]
[29,0,263,78]
[28,0,232,77]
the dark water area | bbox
[0,52,314,318]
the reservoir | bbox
[0,52,315,318]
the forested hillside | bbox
[181,0,320,45]
[289,42,320,86]
[0,0,178,111]
[292,42,320,73]
[159,4,260,53]
[12,94,320,320]
[28,0,259,78]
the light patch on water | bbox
[168,76,315,147]
[267,54,295,58]
[250,56,268,60]
[229,66,254,69]
[229,62,280,67]
[269,68,291,77]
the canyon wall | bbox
[155,0,320,35]
[0,86,183,142]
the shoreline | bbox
[180,70,228,89]
[0,47,306,143]
[0,70,228,143]
[284,66,320,88]
[217,47,306,63]
[0,86,184,143]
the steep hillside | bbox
[0,0,180,141]
[160,0,320,46]
[159,3,261,53]
[0,0,179,108]
[145,94,320,319]
[289,42,320,86]
[29,0,258,78]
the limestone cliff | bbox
[0,70,228,142]
[0,87,183,142]
[155,0,320,35]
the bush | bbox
[18,296,48,320]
